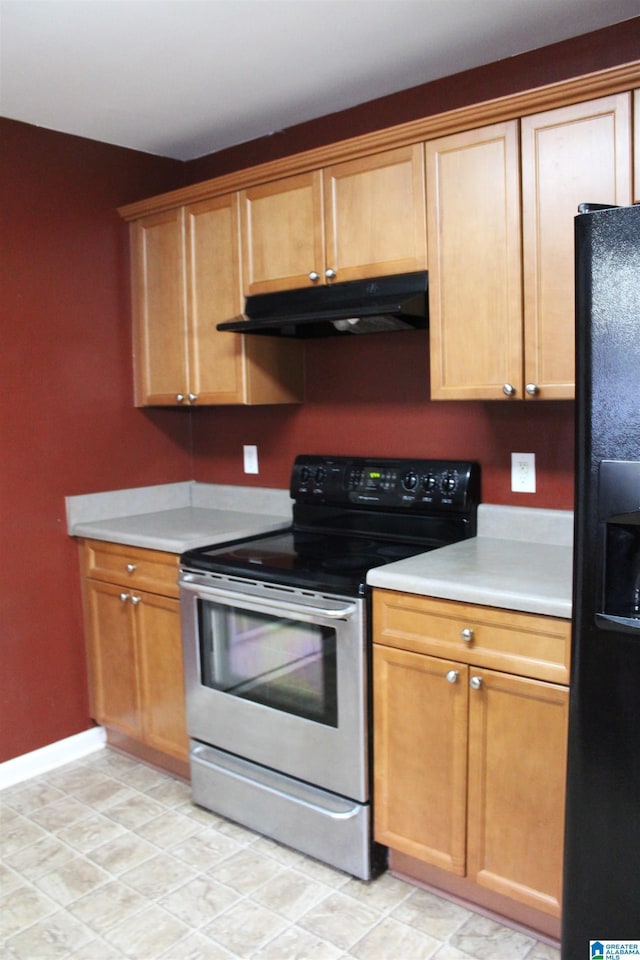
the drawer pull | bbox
[461,627,474,643]
[131,595,141,606]
[119,592,129,603]
[446,670,459,684]
[126,563,137,574]
[469,676,483,690]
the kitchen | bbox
[2,6,640,959]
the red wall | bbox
[1,19,636,762]
[1,120,189,762]
[191,332,575,507]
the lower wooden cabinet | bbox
[79,540,189,773]
[373,589,569,927]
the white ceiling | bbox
[1,0,638,161]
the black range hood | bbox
[217,271,428,338]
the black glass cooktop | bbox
[181,529,446,597]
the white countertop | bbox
[66,481,292,553]
[367,504,574,619]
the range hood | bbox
[217,271,428,338]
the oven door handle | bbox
[180,577,358,620]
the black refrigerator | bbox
[562,203,640,959]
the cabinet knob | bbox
[308,271,320,282]
[188,393,198,404]
[525,383,539,396]
[460,627,474,643]
[446,670,460,684]
[176,394,186,403]
[325,268,337,280]
[469,676,483,690]
[131,595,141,606]
[502,383,516,397]
[119,592,129,603]
[126,563,136,574]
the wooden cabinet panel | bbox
[373,590,571,684]
[80,541,188,766]
[186,194,245,403]
[136,593,188,761]
[81,539,180,598]
[83,580,141,739]
[132,208,188,406]
[323,145,427,282]
[426,122,523,400]
[521,93,632,398]
[241,172,325,295]
[467,668,568,917]
[373,588,570,922]
[373,645,468,874]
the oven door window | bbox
[198,600,338,727]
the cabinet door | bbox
[131,208,188,406]
[83,580,141,739]
[466,668,568,918]
[135,592,188,762]
[373,644,468,874]
[185,194,245,404]
[241,172,324,294]
[521,94,632,399]
[323,145,427,283]
[426,122,523,400]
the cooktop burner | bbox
[181,456,480,597]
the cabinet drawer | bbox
[80,539,180,598]
[373,590,570,684]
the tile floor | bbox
[1,747,561,960]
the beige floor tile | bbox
[4,834,75,881]
[67,878,146,935]
[253,923,344,959]
[169,828,241,871]
[86,831,158,875]
[298,890,380,951]
[527,942,561,960]
[157,929,236,959]
[0,880,58,940]
[159,874,238,927]
[101,902,190,959]
[34,855,110,906]
[202,898,289,955]
[252,866,333,921]
[30,796,93,833]
[71,779,137,811]
[350,915,439,960]
[392,886,471,940]
[104,792,167,829]
[340,871,414,912]
[209,847,286,895]
[146,777,192,808]
[55,813,126,855]
[450,913,536,960]
[5,909,94,960]
[135,808,201,848]
[1,809,48,856]
[1,780,65,815]
[120,851,199,899]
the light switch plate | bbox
[243,445,259,474]
[511,452,536,493]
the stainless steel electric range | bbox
[179,455,480,879]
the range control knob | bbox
[315,467,326,484]
[299,466,311,483]
[422,473,437,492]
[402,470,419,491]
[440,472,457,494]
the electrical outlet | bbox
[511,452,536,493]
[243,445,259,474]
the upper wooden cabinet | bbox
[427,94,632,401]
[521,93,632,398]
[241,146,427,295]
[427,121,523,401]
[131,195,304,406]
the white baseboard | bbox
[0,727,107,790]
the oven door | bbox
[180,572,368,802]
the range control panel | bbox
[291,455,480,511]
